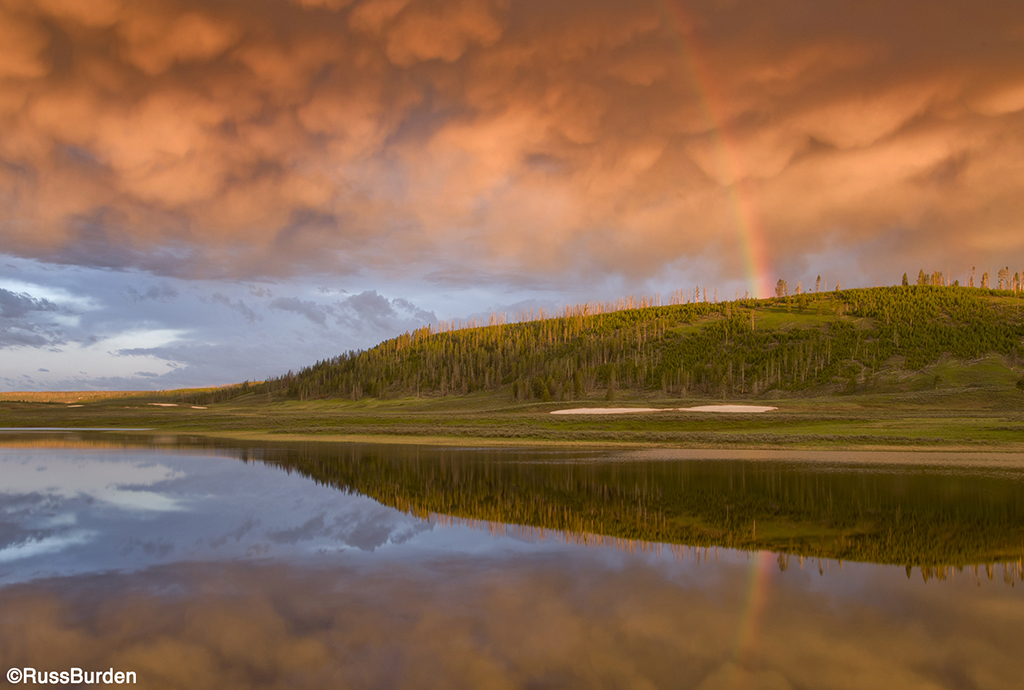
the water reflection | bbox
[243,441,1024,571]
[1,558,1021,690]
[3,434,1023,582]
[431,513,1024,586]
[2,434,1024,689]
[0,440,437,584]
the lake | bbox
[1,432,1022,688]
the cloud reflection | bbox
[0,445,443,583]
[0,558,1021,689]
[0,451,186,510]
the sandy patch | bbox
[66,405,83,408]
[191,406,207,410]
[147,403,178,407]
[552,405,777,415]
[678,405,777,413]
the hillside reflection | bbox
[429,512,1023,586]
[244,442,1024,572]
[3,432,1022,577]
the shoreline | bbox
[4,427,1024,465]
[551,404,779,415]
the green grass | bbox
[4,380,1023,450]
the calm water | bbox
[1,433,1022,689]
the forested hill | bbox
[190,286,1024,404]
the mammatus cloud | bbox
[0,0,1021,295]
[0,559,1021,688]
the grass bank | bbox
[3,382,1023,452]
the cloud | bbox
[363,0,506,67]
[0,288,59,320]
[268,296,331,326]
[0,257,448,389]
[266,289,435,332]
[335,290,436,331]
[0,8,50,79]
[0,287,65,348]
[30,0,123,27]
[207,292,262,324]
[291,0,353,10]
[124,284,179,303]
[0,0,1022,297]
[118,8,241,76]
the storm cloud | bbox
[2,0,1023,388]
[0,0,1019,294]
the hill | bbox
[182,285,1024,406]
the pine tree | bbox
[902,273,909,287]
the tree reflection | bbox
[247,442,1024,574]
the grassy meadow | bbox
[2,375,1023,450]
[3,285,1024,451]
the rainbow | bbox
[732,550,775,665]
[656,1,773,298]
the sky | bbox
[1,0,1023,390]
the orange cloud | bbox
[118,8,241,75]
[291,0,353,10]
[378,0,505,67]
[0,7,50,79]
[0,0,1022,289]
[31,0,122,27]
